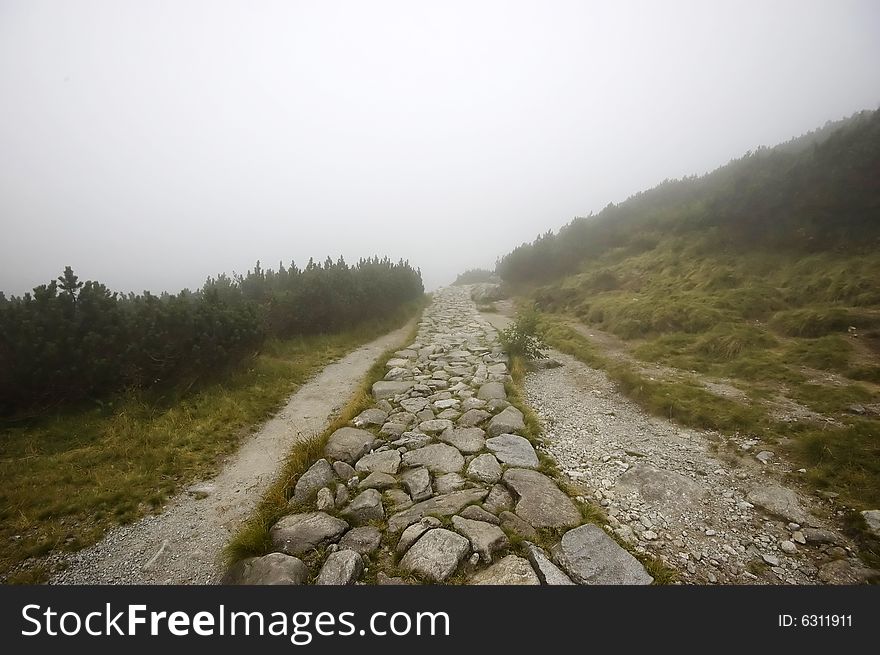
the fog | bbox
[1,0,878,295]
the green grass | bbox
[0,299,425,584]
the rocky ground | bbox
[523,350,879,585]
[225,286,653,585]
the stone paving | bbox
[224,287,653,585]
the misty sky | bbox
[1,0,878,295]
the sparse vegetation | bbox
[495,110,880,517]
[498,307,546,360]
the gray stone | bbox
[384,367,409,381]
[391,432,433,450]
[434,472,466,494]
[325,427,377,465]
[418,419,454,435]
[335,485,349,508]
[399,529,470,582]
[466,453,503,484]
[486,434,539,468]
[292,458,336,504]
[315,550,363,585]
[332,460,356,480]
[400,397,429,413]
[270,512,349,556]
[469,555,540,585]
[780,540,798,555]
[341,489,385,526]
[803,528,840,544]
[401,467,433,502]
[388,488,489,532]
[452,515,509,563]
[386,358,410,368]
[351,408,388,428]
[438,427,486,454]
[396,517,442,553]
[755,450,774,464]
[486,407,526,438]
[338,525,382,555]
[861,510,880,538]
[355,450,401,475]
[762,553,780,566]
[459,505,500,524]
[460,397,487,411]
[746,485,811,525]
[372,380,415,400]
[380,422,407,437]
[483,484,514,514]
[484,396,507,410]
[503,468,582,529]
[458,409,492,427]
[316,487,335,511]
[477,381,507,401]
[223,553,308,585]
[551,524,653,585]
[358,472,397,490]
[402,443,464,474]
[524,542,574,585]
[384,488,413,511]
[615,465,707,516]
[499,511,539,541]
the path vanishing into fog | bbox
[51,322,414,585]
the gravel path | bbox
[51,322,414,585]
[522,348,876,584]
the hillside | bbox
[494,110,880,556]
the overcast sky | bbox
[1,0,878,295]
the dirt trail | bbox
[478,302,875,584]
[51,321,414,585]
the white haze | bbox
[1,0,878,295]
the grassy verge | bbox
[0,299,425,584]
[224,313,425,568]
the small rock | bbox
[762,553,780,566]
[400,467,433,502]
[341,489,385,526]
[451,515,509,563]
[315,550,363,585]
[338,526,382,555]
[399,528,470,582]
[780,540,797,555]
[466,453,503,484]
[355,450,401,475]
[469,555,540,585]
[459,505,501,524]
[222,553,308,585]
[316,487,335,511]
[292,459,335,504]
[524,542,574,585]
